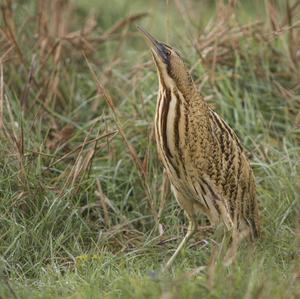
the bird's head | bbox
[138,26,194,95]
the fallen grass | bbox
[0,0,300,298]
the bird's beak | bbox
[137,26,169,64]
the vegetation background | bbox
[0,0,300,298]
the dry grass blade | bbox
[194,0,300,88]
[266,0,281,31]
[59,123,98,193]
[99,12,148,41]
[94,179,134,230]
[95,179,111,227]
[1,0,25,65]
[85,55,159,226]
[0,45,14,64]
[48,130,118,168]
[286,0,300,69]
[195,0,263,74]
[20,55,36,108]
[4,94,22,156]
[293,111,300,129]
[58,125,91,192]
[281,0,300,27]
[0,62,3,129]
[157,171,170,222]
[46,124,75,151]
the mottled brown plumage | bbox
[138,27,260,269]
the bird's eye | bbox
[165,49,171,56]
[163,47,171,56]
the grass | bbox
[0,0,300,298]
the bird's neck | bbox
[159,80,208,114]
[154,83,209,171]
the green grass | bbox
[1,0,300,298]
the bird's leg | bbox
[163,215,197,271]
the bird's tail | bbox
[246,198,261,240]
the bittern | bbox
[138,27,260,270]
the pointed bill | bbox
[137,26,170,64]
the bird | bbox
[137,26,260,270]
